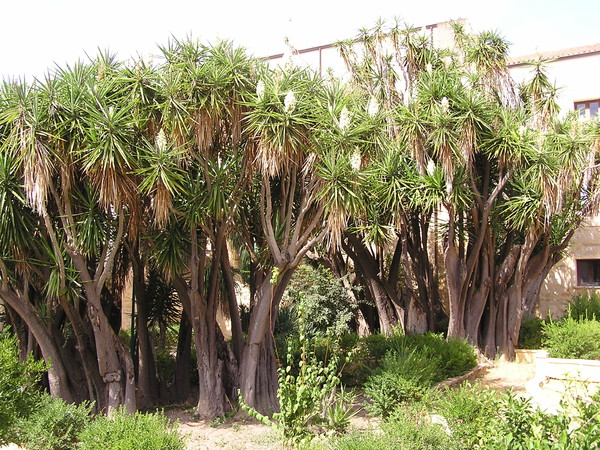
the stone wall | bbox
[538,215,600,318]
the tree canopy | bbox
[0,22,598,418]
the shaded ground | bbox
[167,409,279,450]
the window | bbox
[576,259,600,286]
[575,99,600,119]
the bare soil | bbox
[475,360,536,392]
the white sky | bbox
[1,0,598,80]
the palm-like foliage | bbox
[0,22,597,418]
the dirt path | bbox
[168,405,382,449]
[475,360,536,392]
[167,409,278,450]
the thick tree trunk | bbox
[343,234,402,335]
[0,289,74,403]
[59,297,105,410]
[239,268,293,414]
[445,242,466,338]
[192,296,228,418]
[174,310,192,403]
[130,245,159,408]
[87,302,135,414]
[189,230,233,419]
[221,249,244,363]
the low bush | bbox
[542,315,600,360]
[282,331,477,391]
[364,366,431,416]
[336,381,600,449]
[517,316,546,349]
[398,333,477,381]
[433,383,503,448]
[363,334,477,417]
[78,408,184,450]
[13,394,91,450]
[0,330,46,443]
[331,403,452,449]
[498,386,600,448]
[568,292,600,320]
[518,293,600,351]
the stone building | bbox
[509,44,600,317]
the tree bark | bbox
[0,288,74,403]
[130,244,159,408]
[221,249,244,363]
[174,310,192,403]
[342,233,402,334]
[239,268,294,414]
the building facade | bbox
[509,44,600,317]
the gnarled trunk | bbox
[0,288,74,403]
[239,268,294,414]
[130,244,159,408]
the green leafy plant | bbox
[324,385,361,434]
[284,264,355,337]
[568,292,600,321]
[542,315,600,360]
[518,316,546,349]
[498,386,600,449]
[363,333,477,417]
[364,348,436,417]
[0,330,46,442]
[240,302,353,444]
[77,408,184,450]
[396,333,477,381]
[12,393,92,450]
[331,402,453,449]
[434,383,504,448]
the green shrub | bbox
[331,402,452,449]
[542,315,600,359]
[360,333,395,364]
[498,386,600,448]
[241,303,352,445]
[364,348,438,416]
[78,409,184,450]
[13,394,91,450]
[364,371,430,417]
[397,333,477,382]
[360,332,477,381]
[518,316,546,349]
[0,330,45,442]
[434,383,504,448]
[568,292,600,320]
[283,264,354,337]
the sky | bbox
[1,0,599,80]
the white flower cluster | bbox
[339,106,351,131]
[367,96,379,118]
[350,149,361,171]
[441,97,449,114]
[156,129,167,151]
[427,159,436,176]
[256,80,265,101]
[284,90,296,113]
